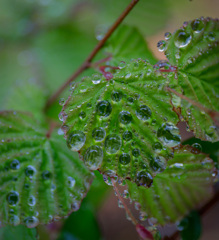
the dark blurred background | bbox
[0,0,218,239]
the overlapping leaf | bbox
[162,17,219,141]
[61,60,180,186]
[0,111,93,227]
[126,146,216,225]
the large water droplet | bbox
[153,142,162,152]
[92,74,101,84]
[105,134,122,154]
[191,19,204,32]
[164,32,172,40]
[28,196,36,206]
[96,101,112,117]
[174,30,192,48]
[10,159,20,170]
[7,191,19,206]
[92,127,106,141]
[119,153,131,165]
[132,148,140,157]
[150,156,166,172]
[9,215,20,226]
[42,170,52,180]
[67,130,86,151]
[192,143,202,153]
[24,216,39,228]
[122,131,132,141]
[136,171,153,187]
[84,145,103,170]
[79,111,86,119]
[136,105,151,121]
[157,123,181,147]
[119,111,132,124]
[207,32,215,41]
[25,166,36,178]
[67,176,76,188]
[157,40,167,52]
[111,91,122,102]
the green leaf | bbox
[178,211,202,240]
[61,59,180,186]
[0,225,37,240]
[162,17,219,141]
[104,25,157,65]
[126,146,215,225]
[58,201,102,240]
[0,111,93,227]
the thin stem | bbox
[111,178,138,226]
[45,0,140,110]
[46,121,59,138]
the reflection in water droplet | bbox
[119,61,126,69]
[192,143,202,152]
[119,111,132,124]
[157,40,167,52]
[157,123,181,147]
[136,105,152,121]
[111,91,122,102]
[28,196,36,206]
[136,171,153,187]
[67,130,86,151]
[132,148,140,157]
[191,19,204,32]
[67,176,76,188]
[207,32,215,41]
[24,216,39,228]
[96,101,112,117]
[174,30,192,48]
[105,134,122,154]
[150,156,166,172]
[9,215,20,226]
[153,142,162,151]
[25,166,36,178]
[92,127,106,141]
[164,32,172,40]
[92,74,101,84]
[7,191,19,206]
[122,131,132,141]
[42,170,52,180]
[127,97,134,104]
[79,111,86,119]
[119,153,131,165]
[84,145,103,170]
[10,159,20,170]
[59,98,65,106]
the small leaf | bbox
[104,25,157,65]
[0,111,93,227]
[0,225,37,240]
[126,146,215,225]
[162,17,219,141]
[178,211,202,240]
[61,59,180,186]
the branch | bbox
[44,0,140,110]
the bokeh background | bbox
[0,0,218,239]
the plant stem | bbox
[111,178,138,226]
[45,0,140,110]
[46,121,58,138]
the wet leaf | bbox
[0,111,93,227]
[126,146,215,225]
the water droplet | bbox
[9,215,20,226]
[28,196,36,206]
[7,191,19,206]
[96,101,112,117]
[105,134,122,154]
[207,32,215,41]
[119,61,126,69]
[127,97,134,104]
[59,98,65,106]
[67,176,76,188]
[10,159,20,170]
[119,111,132,124]
[118,199,124,208]
[136,105,152,121]
[191,19,204,32]
[157,40,167,52]
[136,171,153,187]
[25,166,36,178]
[24,216,39,228]
[150,156,166,172]
[92,127,106,141]
[174,30,192,48]
[92,74,101,84]
[122,131,132,141]
[164,32,172,40]
[192,143,202,152]
[153,142,162,151]
[79,111,86,119]
[67,130,86,151]
[87,102,92,108]
[132,148,140,157]
[119,153,131,165]
[111,91,122,102]
[123,190,130,199]
[42,170,52,180]
[157,123,181,147]
[84,145,103,170]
